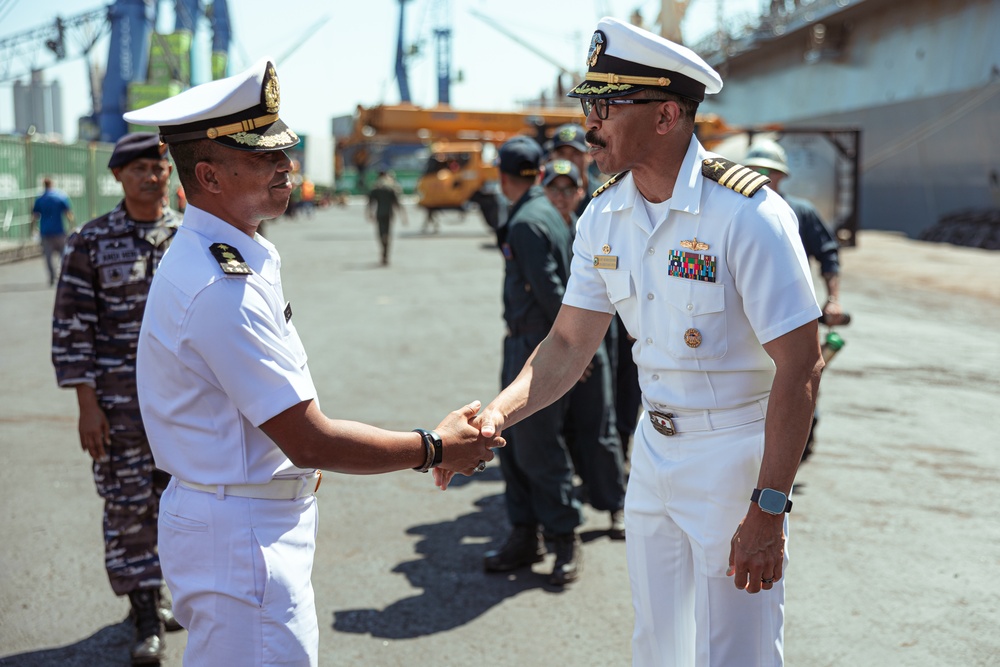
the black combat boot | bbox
[157,586,183,632]
[609,509,626,541]
[128,589,165,665]
[483,524,545,572]
[549,533,582,586]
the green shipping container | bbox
[127,81,185,133]
[0,136,183,252]
[148,31,193,85]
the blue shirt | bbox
[32,189,72,237]
[785,195,840,276]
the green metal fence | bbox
[0,135,181,261]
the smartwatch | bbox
[751,488,792,515]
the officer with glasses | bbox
[442,16,823,666]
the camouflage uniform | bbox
[52,202,180,596]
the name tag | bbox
[593,255,618,270]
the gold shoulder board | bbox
[592,171,630,199]
[209,242,253,276]
[701,158,770,198]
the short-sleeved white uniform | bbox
[137,205,321,667]
[563,136,820,667]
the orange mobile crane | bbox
[334,103,585,229]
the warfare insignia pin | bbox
[680,237,710,251]
[209,243,252,275]
[587,31,605,68]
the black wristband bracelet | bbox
[412,428,443,473]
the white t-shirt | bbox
[564,136,821,410]
[137,205,317,484]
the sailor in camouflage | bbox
[51,132,181,664]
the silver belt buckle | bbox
[649,411,677,436]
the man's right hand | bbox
[78,401,111,461]
[433,403,507,490]
[433,400,504,478]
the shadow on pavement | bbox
[0,618,135,667]
[332,490,561,639]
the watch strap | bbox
[750,487,793,514]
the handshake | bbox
[424,399,507,491]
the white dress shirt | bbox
[137,205,316,484]
[563,135,821,410]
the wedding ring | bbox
[761,578,774,584]
[475,460,487,473]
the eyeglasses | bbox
[581,98,660,120]
[545,185,580,197]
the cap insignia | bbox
[263,64,280,114]
[587,31,605,68]
[209,243,252,275]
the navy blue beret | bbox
[108,132,168,169]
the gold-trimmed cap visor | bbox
[157,111,299,152]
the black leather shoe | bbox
[129,589,165,665]
[484,525,545,572]
[157,586,183,633]
[549,533,582,586]
[609,509,626,541]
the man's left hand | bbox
[726,510,785,594]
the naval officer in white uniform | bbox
[128,59,501,667]
[439,18,823,667]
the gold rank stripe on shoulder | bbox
[592,171,630,199]
[701,158,770,198]
[209,242,252,275]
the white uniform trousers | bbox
[625,407,787,667]
[158,478,320,667]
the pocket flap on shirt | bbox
[602,269,633,303]
[664,276,725,316]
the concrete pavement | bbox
[1,202,998,666]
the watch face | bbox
[758,488,788,515]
